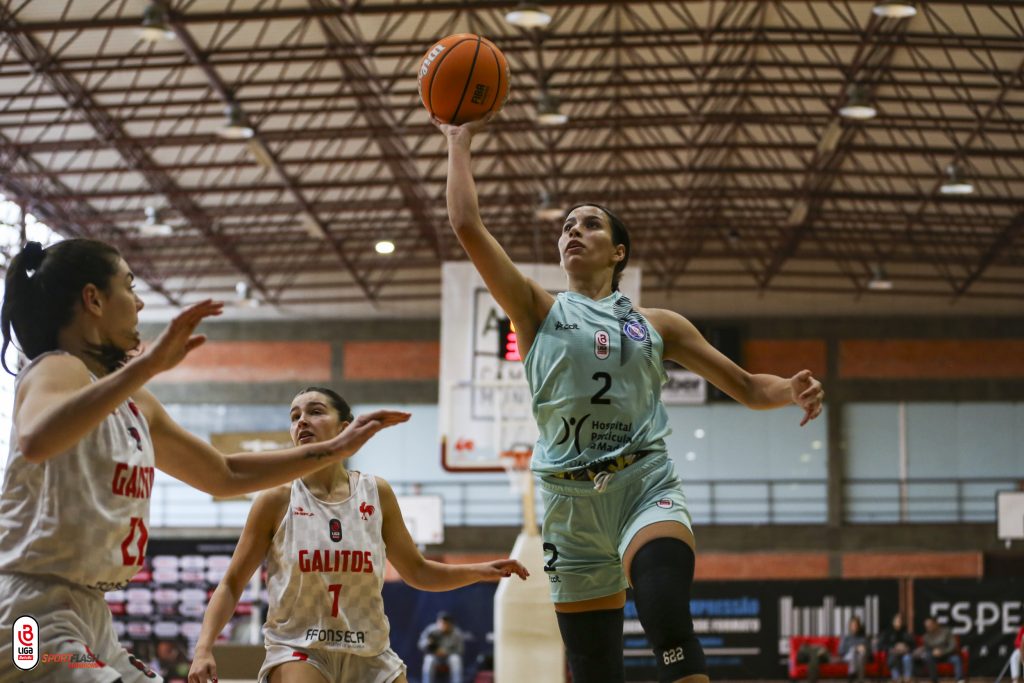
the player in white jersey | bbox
[0,239,410,683]
[187,387,529,683]
[436,117,824,683]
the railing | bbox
[844,477,1019,523]
[149,477,1019,529]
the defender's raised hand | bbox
[138,299,224,375]
[314,410,412,461]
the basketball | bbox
[418,33,510,125]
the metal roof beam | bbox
[0,131,180,305]
[162,4,378,305]
[0,4,270,303]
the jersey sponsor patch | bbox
[595,330,610,359]
[656,498,673,509]
[623,320,648,342]
[329,518,342,542]
[305,628,367,645]
[293,506,314,517]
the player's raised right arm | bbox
[15,299,223,463]
[439,116,553,335]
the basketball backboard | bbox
[996,490,1024,545]
[439,261,641,472]
[396,494,444,546]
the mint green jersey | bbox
[523,291,671,473]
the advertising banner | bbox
[914,578,1024,677]
[624,579,899,680]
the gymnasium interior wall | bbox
[139,316,1024,580]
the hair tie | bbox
[21,241,45,272]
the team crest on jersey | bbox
[359,502,375,520]
[623,320,648,342]
[595,330,610,359]
[329,518,342,542]
[127,427,143,451]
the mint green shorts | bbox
[538,453,693,604]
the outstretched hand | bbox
[138,299,224,376]
[790,369,824,426]
[432,112,494,145]
[319,410,412,460]
[186,650,217,683]
[481,558,530,581]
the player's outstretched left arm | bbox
[645,307,824,426]
[138,390,410,497]
[378,477,529,590]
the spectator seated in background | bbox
[840,616,873,683]
[792,617,874,683]
[796,640,832,683]
[1010,623,1023,683]
[916,617,964,683]
[419,611,465,683]
[877,613,916,683]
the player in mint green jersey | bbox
[436,116,824,683]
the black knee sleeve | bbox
[630,538,707,683]
[556,608,625,683]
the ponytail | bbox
[1,239,122,375]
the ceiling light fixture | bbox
[139,2,175,42]
[867,263,894,291]
[234,281,261,308]
[536,90,568,126]
[505,3,552,28]
[838,85,878,120]
[535,190,565,221]
[872,1,918,19]
[217,103,255,139]
[375,240,395,254]
[139,206,173,236]
[939,164,974,195]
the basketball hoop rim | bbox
[499,448,533,471]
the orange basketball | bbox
[418,33,510,125]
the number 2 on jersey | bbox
[328,584,343,617]
[591,372,612,405]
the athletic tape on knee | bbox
[556,609,625,683]
[630,537,708,682]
